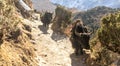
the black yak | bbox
[70,19,91,55]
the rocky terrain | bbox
[27,19,90,66]
[0,0,120,66]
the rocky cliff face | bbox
[23,0,33,9]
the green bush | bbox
[88,12,120,66]
[98,12,120,54]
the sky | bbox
[50,0,120,10]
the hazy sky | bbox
[50,0,120,10]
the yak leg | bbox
[75,45,84,55]
[75,42,84,55]
[43,23,47,28]
[75,47,79,55]
[78,45,84,55]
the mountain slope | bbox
[0,0,38,65]
[72,6,120,35]
[31,0,56,13]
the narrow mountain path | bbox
[24,19,88,66]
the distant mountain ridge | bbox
[31,0,56,13]
[72,6,120,36]
[50,0,120,10]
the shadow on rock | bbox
[70,53,89,66]
[51,32,67,41]
[38,25,49,34]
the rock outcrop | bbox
[15,0,33,18]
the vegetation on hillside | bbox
[98,12,120,54]
[73,6,120,35]
[0,0,37,65]
[88,12,120,66]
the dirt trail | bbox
[24,19,88,66]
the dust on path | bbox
[24,19,88,66]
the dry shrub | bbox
[0,0,38,66]
[51,6,72,34]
